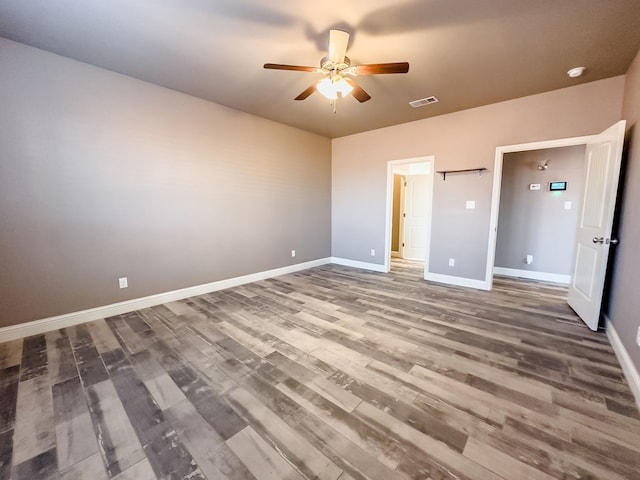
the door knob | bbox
[592,237,605,244]
[610,238,619,245]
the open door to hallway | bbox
[385,156,434,276]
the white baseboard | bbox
[330,257,388,273]
[423,272,490,290]
[0,258,332,343]
[606,317,640,413]
[493,267,570,284]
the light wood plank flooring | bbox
[1,261,639,479]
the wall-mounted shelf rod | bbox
[436,167,488,180]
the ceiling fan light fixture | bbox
[317,76,353,100]
[335,77,354,97]
[317,77,338,100]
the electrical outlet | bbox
[291,249,296,258]
[448,258,455,267]
[636,326,640,347]
[118,277,128,289]
[370,248,376,257]
[526,254,533,265]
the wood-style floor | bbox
[1,260,639,480]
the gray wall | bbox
[608,46,640,373]
[0,39,331,327]
[495,146,585,274]
[332,76,625,280]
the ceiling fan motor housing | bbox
[320,56,351,74]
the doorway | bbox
[485,135,593,290]
[384,156,434,277]
[485,122,625,330]
[493,145,586,284]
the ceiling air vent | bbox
[409,96,439,108]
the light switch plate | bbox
[118,277,128,289]
[564,201,572,210]
[465,200,475,209]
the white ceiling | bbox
[1,0,640,138]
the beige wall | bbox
[608,47,640,372]
[332,77,625,280]
[0,39,332,327]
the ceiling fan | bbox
[264,30,409,109]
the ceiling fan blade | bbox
[295,84,317,101]
[353,62,410,75]
[329,29,350,64]
[345,78,371,103]
[264,63,319,72]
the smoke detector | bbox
[567,67,585,78]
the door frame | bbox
[391,174,406,258]
[485,135,593,289]
[384,156,434,274]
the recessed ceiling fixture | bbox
[409,96,439,108]
[567,66,586,78]
[264,30,410,113]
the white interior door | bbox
[567,120,626,330]
[402,174,428,260]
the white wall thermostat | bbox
[529,184,541,190]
